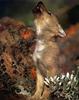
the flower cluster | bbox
[44,67,79,100]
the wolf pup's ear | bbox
[58,25,66,37]
[32,1,48,14]
[37,1,48,12]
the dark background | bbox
[0,0,79,26]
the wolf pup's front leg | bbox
[31,69,44,100]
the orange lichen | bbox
[21,30,32,40]
[65,23,79,37]
[31,67,36,80]
[65,25,76,37]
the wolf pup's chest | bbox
[33,39,46,62]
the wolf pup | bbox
[32,1,66,99]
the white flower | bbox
[70,74,74,80]
[66,72,70,78]
[44,81,49,86]
[74,77,76,82]
[45,78,50,84]
[56,77,60,81]
[53,75,57,80]
[61,74,65,79]
[50,77,54,82]
[59,82,62,86]
[68,81,71,85]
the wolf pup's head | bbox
[32,1,66,37]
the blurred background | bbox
[0,0,79,28]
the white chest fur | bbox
[33,39,46,62]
